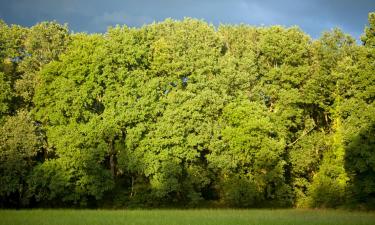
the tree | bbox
[305,24,374,207]
[361,12,375,48]
[31,33,113,206]
[0,72,12,121]
[113,19,225,206]
[208,97,291,207]
[0,111,38,207]
[0,20,27,120]
[1,15,374,209]
[16,21,70,108]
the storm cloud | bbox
[0,0,374,39]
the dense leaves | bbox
[0,13,374,208]
[0,111,38,207]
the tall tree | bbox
[31,33,113,206]
[16,21,70,108]
[0,111,38,207]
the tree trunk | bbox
[109,139,116,178]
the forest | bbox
[0,12,374,209]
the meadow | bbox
[1,209,375,225]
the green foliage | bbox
[0,20,27,119]
[307,136,349,208]
[1,13,375,209]
[0,111,38,206]
[289,131,328,207]
[345,123,375,207]
[208,98,291,207]
[30,33,114,206]
[362,12,375,48]
[16,21,70,107]
[0,72,12,120]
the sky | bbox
[0,0,374,40]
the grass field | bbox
[1,209,375,225]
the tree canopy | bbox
[0,13,374,209]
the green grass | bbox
[0,209,374,225]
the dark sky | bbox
[0,0,374,39]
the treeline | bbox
[0,13,374,209]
